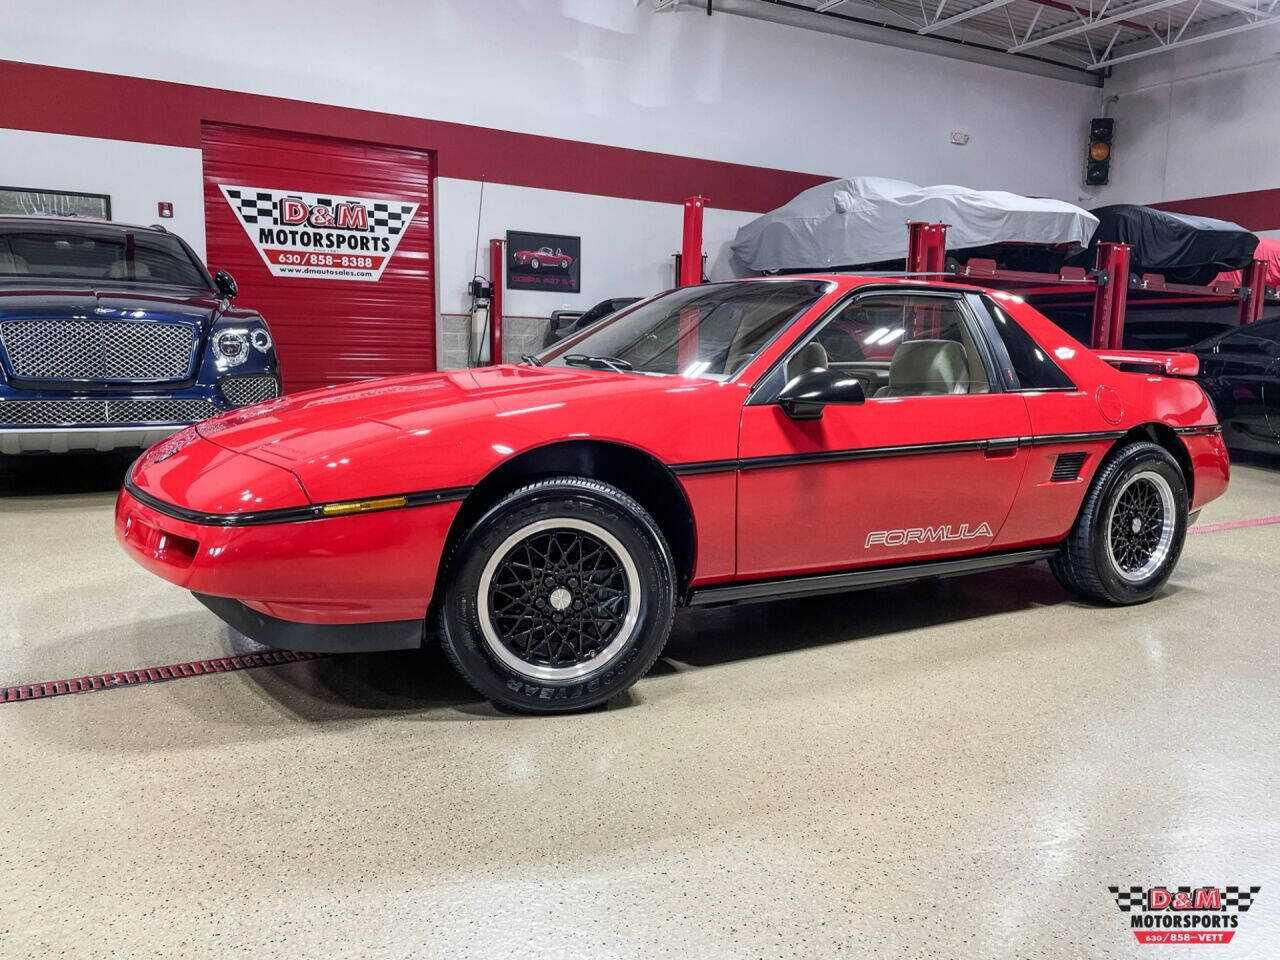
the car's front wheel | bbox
[1050,440,1188,604]
[530,257,541,270]
[438,477,676,713]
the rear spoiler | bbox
[1095,349,1199,377]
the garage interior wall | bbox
[0,0,1101,368]
[1088,30,1280,238]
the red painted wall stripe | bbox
[0,59,830,214]
[1153,190,1280,233]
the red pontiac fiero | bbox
[117,277,1229,712]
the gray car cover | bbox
[723,177,1099,275]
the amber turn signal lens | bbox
[1089,141,1111,162]
[320,496,409,517]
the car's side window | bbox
[982,298,1076,390]
[787,295,991,398]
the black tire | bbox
[530,257,540,270]
[1050,441,1188,605]
[438,477,676,713]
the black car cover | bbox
[1067,204,1259,285]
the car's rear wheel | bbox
[1050,441,1188,605]
[438,477,676,713]
[560,258,570,269]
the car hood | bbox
[194,365,731,505]
[0,284,224,326]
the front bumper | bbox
[1,423,188,454]
[193,593,423,653]
[114,485,460,644]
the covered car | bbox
[1217,235,1280,289]
[721,177,1097,276]
[1065,204,1258,286]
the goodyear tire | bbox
[1050,441,1188,605]
[439,477,676,713]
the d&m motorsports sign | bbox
[220,184,418,282]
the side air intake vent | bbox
[1051,452,1087,482]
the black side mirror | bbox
[777,368,866,420]
[214,270,238,300]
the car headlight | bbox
[250,328,273,353]
[214,329,249,367]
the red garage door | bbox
[202,123,434,393]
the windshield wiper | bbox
[563,354,633,373]
[520,353,543,366]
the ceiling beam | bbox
[1089,10,1280,65]
[704,0,1103,85]
[918,0,1020,34]
[1009,0,1190,51]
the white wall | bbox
[436,179,755,316]
[0,0,1100,316]
[0,129,207,257]
[1087,29,1280,209]
[0,1,1096,196]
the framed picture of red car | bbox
[506,230,580,292]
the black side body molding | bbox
[193,593,424,653]
[685,547,1060,607]
[669,429,1134,476]
[126,478,472,527]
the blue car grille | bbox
[219,375,280,407]
[0,319,197,381]
[0,398,216,426]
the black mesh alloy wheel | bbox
[438,477,676,713]
[1051,441,1188,605]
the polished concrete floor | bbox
[2,452,1278,958]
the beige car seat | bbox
[786,341,829,382]
[878,340,969,396]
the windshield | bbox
[539,280,830,379]
[0,226,210,287]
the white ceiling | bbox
[656,0,1280,81]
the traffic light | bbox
[1086,117,1114,186]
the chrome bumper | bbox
[0,424,188,455]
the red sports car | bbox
[116,277,1229,712]
[511,245,573,270]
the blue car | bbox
[0,216,279,454]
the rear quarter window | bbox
[984,298,1075,390]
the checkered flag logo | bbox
[370,201,415,236]
[1222,886,1260,912]
[1109,885,1261,913]
[1109,886,1145,912]
[223,188,276,225]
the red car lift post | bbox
[489,238,504,364]
[906,222,949,337]
[906,221,948,275]
[1238,258,1268,326]
[680,196,707,287]
[677,196,708,372]
[1091,242,1130,350]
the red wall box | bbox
[201,122,436,393]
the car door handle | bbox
[984,437,1020,458]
